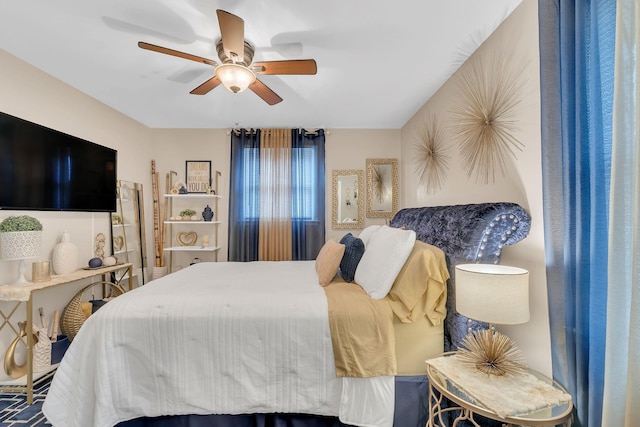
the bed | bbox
[42,202,530,427]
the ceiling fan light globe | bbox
[215,63,256,94]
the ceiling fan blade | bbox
[190,76,222,95]
[138,41,217,66]
[249,79,283,105]
[252,59,317,75]
[216,9,245,61]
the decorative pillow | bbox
[339,233,365,282]
[358,225,382,248]
[315,239,346,286]
[354,226,417,299]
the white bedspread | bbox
[42,261,393,427]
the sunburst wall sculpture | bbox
[415,113,450,194]
[450,53,526,184]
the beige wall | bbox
[149,129,230,267]
[325,129,401,242]
[0,0,550,377]
[0,49,401,282]
[0,49,155,379]
[400,0,551,375]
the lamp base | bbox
[457,328,527,376]
[14,259,29,284]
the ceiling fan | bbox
[138,9,317,105]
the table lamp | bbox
[1,231,42,284]
[454,263,530,376]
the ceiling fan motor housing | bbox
[216,39,255,66]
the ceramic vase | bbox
[202,205,214,221]
[52,230,78,275]
[3,321,34,378]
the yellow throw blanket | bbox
[324,280,396,377]
[324,240,449,378]
[385,240,449,325]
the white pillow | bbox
[355,226,416,299]
[358,225,382,248]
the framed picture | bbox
[185,160,212,193]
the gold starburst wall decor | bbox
[457,329,527,376]
[415,114,450,194]
[450,53,527,184]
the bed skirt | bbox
[117,376,429,427]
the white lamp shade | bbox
[455,263,530,325]
[0,231,41,260]
[215,63,256,93]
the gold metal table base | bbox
[0,263,133,404]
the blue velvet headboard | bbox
[390,202,531,351]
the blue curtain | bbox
[228,129,325,262]
[291,129,326,260]
[228,129,261,262]
[538,1,616,426]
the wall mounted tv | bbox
[0,111,117,212]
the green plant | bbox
[179,209,196,217]
[0,215,43,232]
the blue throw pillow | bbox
[339,233,365,282]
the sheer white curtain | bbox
[602,0,640,425]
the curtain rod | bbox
[226,128,329,136]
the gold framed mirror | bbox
[366,158,398,218]
[332,170,364,229]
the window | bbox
[229,129,325,261]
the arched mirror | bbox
[332,170,364,229]
[366,158,398,218]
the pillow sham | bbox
[315,239,346,286]
[354,226,416,299]
[338,233,365,282]
[358,225,381,248]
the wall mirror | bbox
[366,158,398,218]
[332,170,364,229]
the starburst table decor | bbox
[457,328,526,376]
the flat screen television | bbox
[0,111,117,212]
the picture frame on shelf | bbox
[185,160,212,193]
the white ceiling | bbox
[0,0,521,129]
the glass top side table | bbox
[425,353,573,427]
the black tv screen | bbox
[0,111,117,212]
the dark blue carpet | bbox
[0,378,51,427]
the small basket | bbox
[61,281,125,341]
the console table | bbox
[0,263,133,404]
[426,352,573,427]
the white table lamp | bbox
[455,263,530,376]
[1,231,42,284]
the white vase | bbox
[52,230,78,275]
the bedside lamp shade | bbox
[455,263,530,325]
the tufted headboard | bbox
[390,202,531,351]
